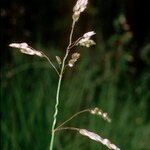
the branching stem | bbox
[49,20,76,150]
[44,54,60,75]
[55,109,90,131]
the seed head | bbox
[78,39,96,47]
[73,0,88,13]
[9,42,44,57]
[79,129,120,150]
[72,0,88,22]
[77,31,96,47]
[71,52,80,59]
[83,31,96,39]
[90,107,111,123]
[68,59,76,67]
[68,52,80,67]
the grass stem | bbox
[49,20,76,150]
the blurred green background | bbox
[1,0,150,150]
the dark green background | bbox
[1,0,150,150]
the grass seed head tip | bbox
[72,0,88,22]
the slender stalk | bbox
[43,54,59,75]
[49,73,62,150]
[55,109,90,131]
[68,37,83,50]
[49,20,76,150]
[54,127,79,132]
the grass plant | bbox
[1,0,149,150]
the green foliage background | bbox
[1,0,150,150]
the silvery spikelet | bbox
[83,31,96,39]
[79,129,120,150]
[72,0,88,22]
[9,43,44,57]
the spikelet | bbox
[56,56,62,65]
[90,107,111,123]
[68,52,80,67]
[9,43,44,57]
[71,52,80,59]
[79,129,120,150]
[72,0,88,22]
[77,31,96,47]
[83,31,96,39]
[78,39,96,47]
[68,59,76,67]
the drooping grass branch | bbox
[55,107,111,132]
[54,127,120,150]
